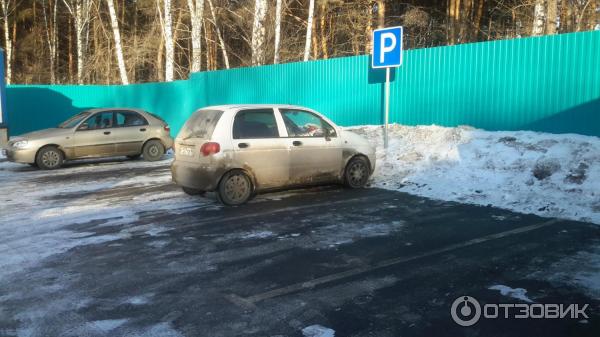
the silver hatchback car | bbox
[171,104,376,205]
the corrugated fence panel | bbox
[6,31,600,137]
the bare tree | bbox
[157,0,174,81]
[106,0,128,84]
[303,0,315,61]
[207,0,229,69]
[41,0,59,83]
[0,0,14,83]
[187,0,204,73]
[273,0,282,64]
[63,0,94,84]
[251,0,267,65]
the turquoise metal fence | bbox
[6,31,600,137]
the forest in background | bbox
[1,0,598,84]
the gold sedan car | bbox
[2,108,173,169]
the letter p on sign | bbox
[372,26,403,68]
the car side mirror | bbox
[77,124,89,131]
[324,127,332,141]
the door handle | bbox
[238,142,250,149]
[103,131,111,135]
[139,128,146,132]
[292,141,302,146]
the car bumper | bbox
[171,160,224,192]
[2,148,36,164]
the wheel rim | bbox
[348,161,367,187]
[42,150,60,168]
[224,174,250,203]
[148,144,160,157]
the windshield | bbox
[58,111,91,128]
[178,109,223,139]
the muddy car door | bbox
[111,110,149,155]
[231,108,290,189]
[71,111,116,158]
[278,109,342,184]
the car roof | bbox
[85,108,148,114]
[200,104,316,112]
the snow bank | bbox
[350,124,600,224]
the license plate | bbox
[179,146,193,157]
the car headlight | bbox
[12,140,28,149]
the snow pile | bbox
[351,124,600,224]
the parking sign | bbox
[372,26,403,68]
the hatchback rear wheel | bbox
[142,140,164,161]
[217,170,253,206]
[344,156,370,188]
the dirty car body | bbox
[171,104,376,205]
[3,108,173,169]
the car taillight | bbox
[164,125,171,132]
[200,142,220,156]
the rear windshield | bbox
[178,109,223,139]
[146,111,167,124]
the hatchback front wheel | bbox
[344,156,370,188]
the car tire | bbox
[182,187,205,196]
[36,146,64,170]
[127,154,141,160]
[217,170,253,206]
[142,140,164,161]
[344,156,370,188]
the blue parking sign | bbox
[372,26,403,68]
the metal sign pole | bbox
[384,67,390,149]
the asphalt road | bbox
[0,157,599,337]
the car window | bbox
[79,111,114,130]
[115,111,148,127]
[58,111,91,128]
[179,109,223,139]
[280,109,336,138]
[233,109,279,139]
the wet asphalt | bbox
[0,158,599,337]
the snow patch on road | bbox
[302,324,335,337]
[489,285,534,303]
[351,124,600,224]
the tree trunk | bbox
[42,0,59,83]
[62,0,92,84]
[376,0,385,28]
[187,0,204,73]
[531,0,545,36]
[251,0,267,65]
[0,0,13,84]
[273,0,282,64]
[365,2,372,53]
[106,0,129,84]
[303,0,315,61]
[160,0,174,81]
[319,0,328,59]
[546,0,558,34]
[207,0,229,69]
